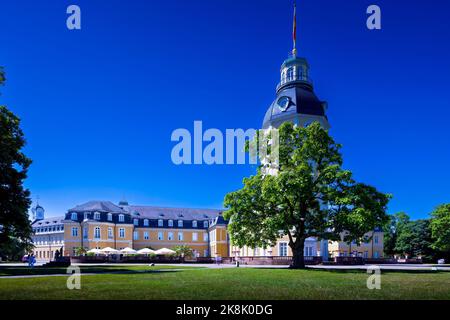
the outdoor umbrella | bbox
[136,248,156,255]
[120,247,137,254]
[86,248,103,254]
[100,247,120,254]
[155,248,176,255]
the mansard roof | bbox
[32,216,65,227]
[125,205,222,221]
[69,201,126,213]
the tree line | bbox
[384,205,450,262]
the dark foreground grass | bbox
[0,267,449,300]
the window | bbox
[279,242,288,257]
[71,227,78,237]
[94,212,101,220]
[203,233,208,242]
[143,219,149,227]
[158,219,163,227]
[144,231,149,240]
[119,228,125,238]
[133,219,138,226]
[118,214,125,222]
[168,220,173,227]
[192,232,198,242]
[287,67,294,81]
[71,212,77,220]
[94,227,101,239]
[108,227,113,239]
[178,232,184,241]
[374,251,379,258]
[203,221,208,228]
[178,220,183,227]
[158,232,164,240]
[83,227,88,239]
[192,220,197,228]
[133,231,139,241]
[209,230,216,242]
[364,251,369,259]
[168,232,174,241]
[374,235,379,244]
[107,213,113,221]
[304,246,313,257]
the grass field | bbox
[0,266,449,300]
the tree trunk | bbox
[290,239,306,269]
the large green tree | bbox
[394,219,434,260]
[224,122,390,269]
[383,212,410,256]
[0,67,33,260]
[430,204,450,255]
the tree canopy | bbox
[430,204,450,253]
[0,67,33,260]
[224,122,391,268]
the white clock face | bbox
[277,96,291,112]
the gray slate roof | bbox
[32,216,65,227]
[69,201,126,213]
[125,205,222,221]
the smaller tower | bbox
[32,197,45,221]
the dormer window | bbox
[203,221,208,228]
[158,219,163,227]
[118,214,125,222]
[192,220,197,228]
[71,212,77,220]
[168,220,173,227]
[143,219,149,227]
[178,220,183,227]
[133,218,139,226]
[94,212,101,220]
[107,213,113,221]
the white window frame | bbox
[133,231,139,241]
[94,212,101,220]
[108,227,113,239]
[94,226,101,239]
[178,220,183,227]
[178,232,184,241]
[192,232,198,242]
[71,227,78,237]
[107,213,113,221]
[158,219,163,227]
[144,231,149,240]
[203,221,208,228]
[119,228,125,238]
[279,242,288,257]
[158,232,164,240]
[168,220,173,227]
[133,219,139,226]
[203,233,208,242]
[71,212,77,220]
[168,232,174,241]
[192,220,197,228]
[143,219,149,227]
[118,214,125,222]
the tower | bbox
[262,2,329,130]
[262,2,330,261]
[31,198,45,221]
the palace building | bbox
[30,5,384,262]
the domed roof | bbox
[262,84,327,129]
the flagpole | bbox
[292,1,297,57]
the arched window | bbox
[203,221,208,228]
[192,220,197,228]
[178,220,183,227]
[158,219,163,227]
[71,212,77,220]
[94,227,101,239]
[168,220,173,227]
[118,214,125,222]
[94,212,101,220]
[143,219,149,226]
[133,218,139,226]
[107,213,113,221]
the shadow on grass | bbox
[0,266,183,277]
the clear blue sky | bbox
[1,0,449,219]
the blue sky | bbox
[1,0,449,219]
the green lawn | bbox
[0,267,449,300]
